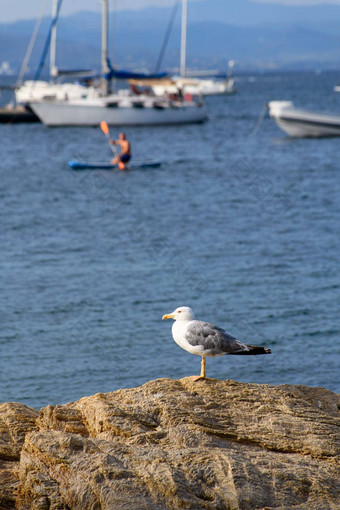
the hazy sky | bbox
[0,0,340,23]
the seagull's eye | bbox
[178,310,182,313]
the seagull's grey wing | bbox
[184,320,248,355]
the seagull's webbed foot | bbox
[193,375,206,382]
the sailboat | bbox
[15,0,101,105]
[29,0,207,127]
[151,0,236,97]
[0,0,101,123]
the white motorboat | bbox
[29,91,206,126]
[268,101,340,138]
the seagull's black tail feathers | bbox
[230,344,271,355]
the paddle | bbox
[100,120,117,155]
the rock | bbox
[0,379,339,509]
[0,403,39,510]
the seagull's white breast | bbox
[172,320,205,356]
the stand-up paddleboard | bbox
[68,160,161,170]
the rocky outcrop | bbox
[0,403,39,510]
[0,378,339,510]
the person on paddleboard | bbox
[109,132,131,169]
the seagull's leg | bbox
[194,357,206,381]
[201,357,206,378]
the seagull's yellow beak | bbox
[162,313,174,320]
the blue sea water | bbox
[0,71,339,409]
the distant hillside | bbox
[188,0,340,28]
[0,1,340,75]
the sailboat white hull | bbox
[15,81,101,104]
[29,98,207,126]
[152,77,236,97]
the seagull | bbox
[162,306,271,380]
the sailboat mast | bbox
[50,0,58,77]
[180,0,187,77]
[102,0,110,94]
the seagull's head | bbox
[162,306,194,322]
